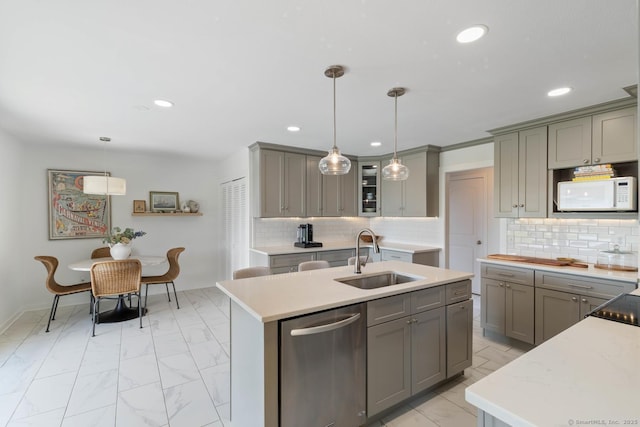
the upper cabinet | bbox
[323,162,358,217]
[494,127,548,218]
[548,106,637,169]
[251,148,306,217]
[358,162,380,216]
[380,148,440,217]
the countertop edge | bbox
[251,241,441,256]
[478,257,638,284]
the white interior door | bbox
[221,177,248,279]
[446,168,492,294]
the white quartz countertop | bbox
[479,257,638,284]
[251,241,441,256]
[465,288,640,427]
[216,261,471,323]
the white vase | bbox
[110,243,131,260]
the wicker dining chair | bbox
[232,266,271,279]
[141,247,185,309]
[34,256,93,333]
[298,260,330,271]
[90,259,142,336]
[91,246,111,259]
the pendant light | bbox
[318,65,351,175]
[382,87,409,181]
[83,137,127,195]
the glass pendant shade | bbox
[383,87,409,181]
[319,65,351,175]
[83,176,127,195]
[382,157,410,181]
[319,147,351,175]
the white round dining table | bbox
[68,255,167,323]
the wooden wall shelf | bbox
[131,212,203,217]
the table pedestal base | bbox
[96,295,147,324]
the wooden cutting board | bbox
[487,254,589,268]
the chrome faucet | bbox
[354,228,380,274]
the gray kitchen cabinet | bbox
[322,160,358,217]
[316,248,356,267]
[494,127,547,218]
[481,264,535,344]
[380,148,439,217]
[268,253,316,274]
[367,280,471,416]
[446,299,472,376]
[307,155,358,217]
[548,107,637,169]
[252,148,306,217]
[306,155,323,217]
[380,248,439,267]
[534,270,632,345]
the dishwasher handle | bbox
[290,313,361,336]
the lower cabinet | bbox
[534,287,607,345]
[380,249,439,267]
[366,280,471,417]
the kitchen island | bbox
[216,261,473,427]
[465,287,640,427]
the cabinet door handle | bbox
[581,298,588,303]
[583,159,589,164]
[571,296,578,302]
[512,204,518,208]
[476,240,482,245]
[519,204,524,208]
[505,284,511,288]
[454,290,466,295]
[567,283,593,290]
[460,305,467,310]
[497,272,514,277]
[498,282,505,287]
[594,157,601,163]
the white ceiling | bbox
[0,0,637,160]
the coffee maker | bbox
[294,223,323,248]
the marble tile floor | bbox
[0,291,533,427]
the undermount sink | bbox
[336,271,423,290]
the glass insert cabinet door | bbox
[359,161,380,216]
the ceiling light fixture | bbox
[287,126,301,132]
[382,87,409,181]
[547,87,572,97]
[318,65,351,175]
[154,99,174,108]
[370,141,382,147]
[83,137,127,196]
[456,25,488,43]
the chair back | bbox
[163,247,186,281]
[298,260,330,271]
[34,255,64,294]
[233,266,271,279]
[90,259,142,298]
[91,247,111,259]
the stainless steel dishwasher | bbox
[280,303,366,427]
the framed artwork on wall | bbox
[133,200,146,213]
[48,169,111,240]
[149,191,179,212]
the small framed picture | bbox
[133,200,146,213]
[149,191,179,212]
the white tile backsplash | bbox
[252,216,443,247]
[506,218,638,263]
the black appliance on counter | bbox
[294,223,323,248]
[586,293,640,327]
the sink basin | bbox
[336,271,423,290]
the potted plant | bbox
[103,227,146,259]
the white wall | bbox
[1,141,220,330]
[0,130,25,331]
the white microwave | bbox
[557,177,637,212]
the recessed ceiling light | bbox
[456,25,488,43]
[154,99,174,108]
[370,141,382,147]
[547,87,572,97]
[287,126,301,132]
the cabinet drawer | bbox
[481,264,534,286]
[534,271,635,299]
[316,249,355,263]
[367,293,412,326]
[381,249,412,263]
[411,286,445,313]
[269,253,315,269]
[446,280,471,305]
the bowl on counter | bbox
[360,234,381,242]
